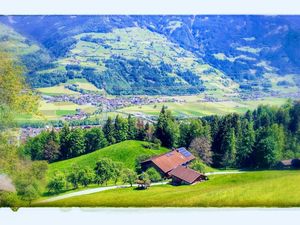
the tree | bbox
[145,167,162,182]
[122,168,137,187]
[43,139,60,162]
[31,161,48,180]
[154,106,179,148]
[114,115,128,142]
[136,119,146,140]
[23,131,50,160]
[144,122,154,142]
[22,185,39,205]
[67,165,81,189]
[236,119,255,168]
[254,124,285,168]
[47,171,66,194]
[67,128,85,158]
[0,52,39,130]
[59,124,71,159]
[189,137,213,165]
[103,117,116,144]
[84,127,108,153]
[0,52,40,207]
[94,158,114,186]
[111,162,123,185]
[221,128,237,168]
[78,167,95,187]
[127,114,137,139]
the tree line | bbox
[24,100,300,169]
[23,115,156,162]
[155,100,300,169]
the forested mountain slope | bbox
[0,16,299,96]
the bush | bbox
[190,160,206,173]
[145,167,162,182]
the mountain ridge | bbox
[0,15,299,96]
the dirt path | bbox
[205,171,246,175]
[38,182,167,203]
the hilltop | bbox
[48,140,169,176]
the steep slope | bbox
[0,15,299,96]
[0,23,52,72]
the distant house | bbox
[169,166,207,185]
[141,147,195,177]
[277,159,300,169]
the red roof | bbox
[146,149,195,173]
[169,166,205,184]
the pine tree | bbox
[154,106,179,148]
[59,124,71,159]
[236,119,255,168]
[221,128,236,168]
[67,128,85,158]
[84,127,108,153]
[103,117,116,144]
[114,115,128,142]
[127,114,137,140]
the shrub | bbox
[190,160,206,173]
[145,167,162,182]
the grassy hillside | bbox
[48,140,169,176]
[37,170,300,207]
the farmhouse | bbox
[141,147,207,185]
[141,147,195,176]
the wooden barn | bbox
[169,166,208,185]
[141,147,195,177]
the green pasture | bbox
[36,170,300,207]
[48,140,169,176]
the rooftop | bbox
[169,166,205,184]
[144,147,195,173]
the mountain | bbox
[0,15,299,96]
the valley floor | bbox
[34,170,300,207]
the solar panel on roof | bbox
[177,147,192,157]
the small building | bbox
[141,147,195,177]
[169,166,208,185]
[277,159,300,169]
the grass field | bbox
[119,97,288,117]
[36,170,300,207]
[48,140,169,176]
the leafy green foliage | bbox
[47,171,66,194]
[145,167,162,182]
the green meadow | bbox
[48,140,169,176]
[36,170,300,207]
